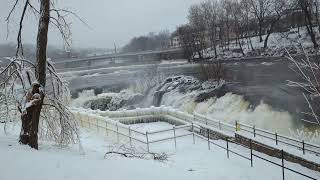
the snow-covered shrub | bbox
[198,62,227,83]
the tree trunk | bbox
[259,22,263,42]
[238,36,245,56]
[302,1,319,49]
[19,0,50,150]
[264,20,278,49]
[264,32,271,49]
[36,0,50,87]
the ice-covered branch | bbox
[286,47,320,124]
[0,57,79,145]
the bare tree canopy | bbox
[174,0,320,61]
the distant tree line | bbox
[0,43,108,61]
[175,0,320,60]
[122,31,171,53]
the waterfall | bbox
[71,75,320,144]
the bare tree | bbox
[176,25,196,61]
[249,0,273,42]
[1,0,81,149]
[263,0,288,48]
[201,0,220,58]
[230,0,246,55]
[298,0,319,48]
[287,47,320,125]
[221,0,234,49]
[240,0,255,51]
[188,4,208,60]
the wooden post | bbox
[253,125,256,137]
[275,133,278,145]
[173,126,177,149]
[219,121,221,130]
[281,150,285,180]
[226,137,229,158]
[146,131,150,152]
[302,140,305,155]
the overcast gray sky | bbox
[0,0,199,49]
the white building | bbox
[170,35,182,48]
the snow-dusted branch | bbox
[104,144,170,162]
[286,47,320,125]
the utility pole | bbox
[114,43,117,54]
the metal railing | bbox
[76,112,319,180]
[73,107,320,157]
[192,112,320,156]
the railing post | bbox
[226,137,229,158]
[207,129,210,150]
[116,123,119,143]
[219,121,221,130]
[253,125,256,137]
[96,119,99,132]
[235,121,238,131]
[146,131,150,152]
[250,139,253,167]
[173,126,177,149]
[275,133,278,145]
[105,121,108,136]
[129,126,132,147]
[302,140,305,155]
[88,115,91,128]
[281,150,285,180]
[192,123,195,144]
[80,114,83,127]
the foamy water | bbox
[161,91,295,135]
[72,81,320,144]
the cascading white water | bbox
[71,75,320,144]
[161,91,295,135]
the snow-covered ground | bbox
[204,27,317,59]
[1,121,319,180]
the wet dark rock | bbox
[195,84,228,103]
[153,75,225,106]
[83,93,144,111]
[84,96,112,111]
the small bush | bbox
[199,62,227,82]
